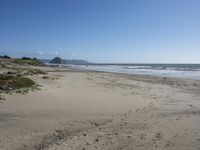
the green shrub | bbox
[13,58,44,66]
[0,74,35,91]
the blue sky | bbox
[0,0,200,63]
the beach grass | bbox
[0,74,35,89]
[13,58,44,66]
[0,74,39,100]
[23,68,47,76]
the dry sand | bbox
[0,68,200,150]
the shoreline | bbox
[0,66,200,150]
[70,67,200,95]
[70,64,200,80]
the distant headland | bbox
[45,57,90,65]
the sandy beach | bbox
[0,67,200,150]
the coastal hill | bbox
[49,57,65,64]
[48,57,90,65]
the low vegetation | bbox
[0,55,11,59]
[0,95,5,101]
[4,68,47,76]
[13,57,44,66]
[0,55,55,101]
[0,74,35,90]
[0,74,39,100]
[23,68,47,76]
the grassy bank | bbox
[13,58,44,66]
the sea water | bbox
[71,64,200,80]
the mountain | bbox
[47,57,90,65]
[49,57,65,64]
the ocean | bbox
[71,64,200,80]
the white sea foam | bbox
[71,64,200,80]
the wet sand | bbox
[0,68,200,150]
